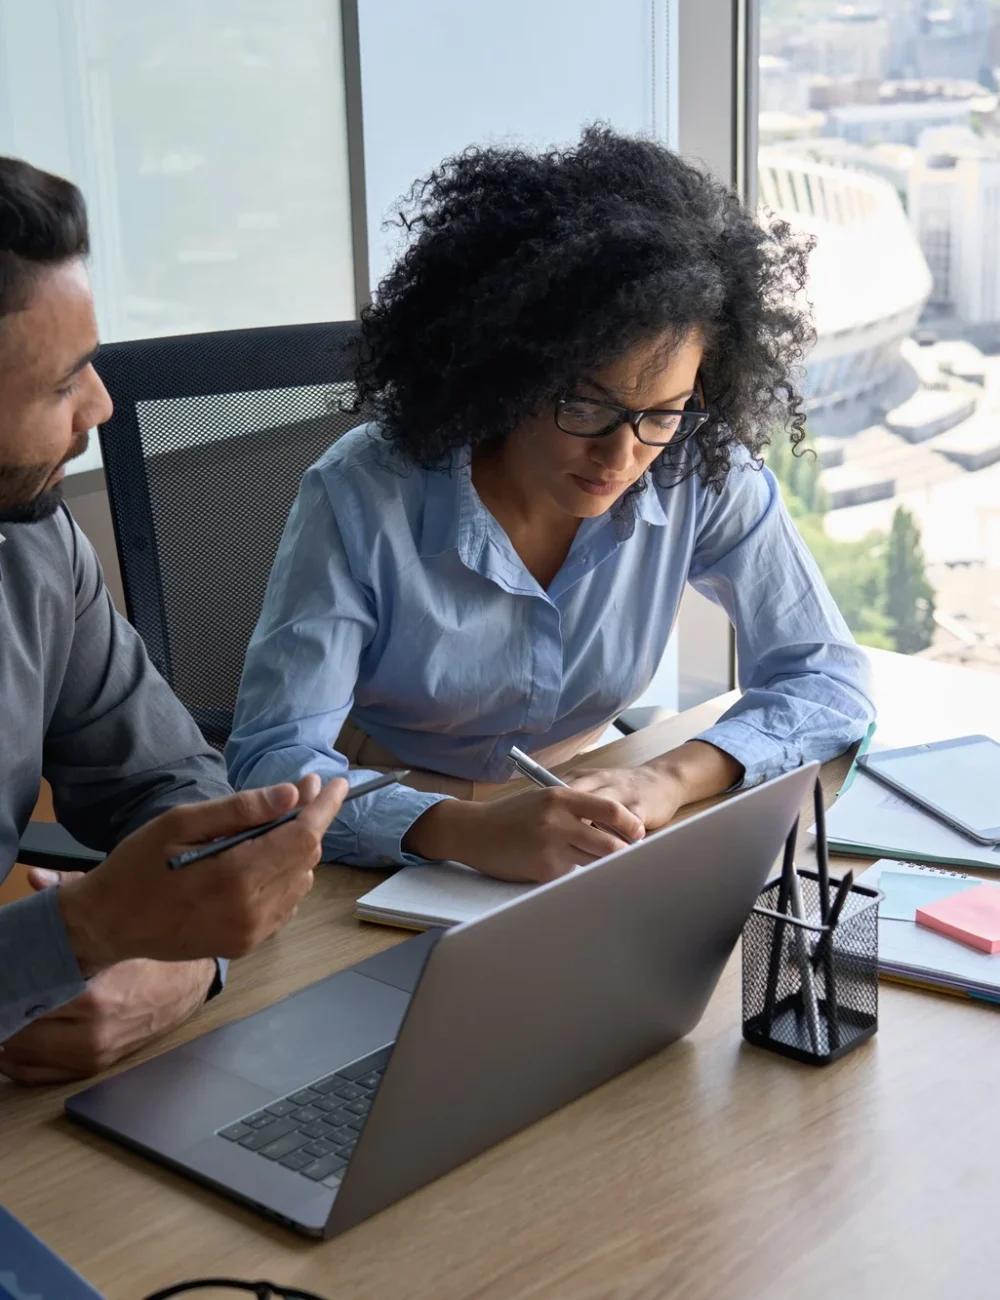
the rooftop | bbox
[879,78,997,111]
[885,389,978,441]
[917,126,1000,163]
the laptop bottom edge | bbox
[63,1109,333,1238]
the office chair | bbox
[17,321,362,873]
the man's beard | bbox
[0,463,66,524]
[0,435,88,524]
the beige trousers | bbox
[336,718,609,801]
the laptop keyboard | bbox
[215,1044,392,1189]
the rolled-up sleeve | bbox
[226,467,448,867]
[689,458,875,786]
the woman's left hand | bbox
[565,765,686,833]
[566,740,745,834]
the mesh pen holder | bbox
[743,869,880,1064]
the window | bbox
[759,0,1000,672]
[0,0,357,472]
[2,0,708,714]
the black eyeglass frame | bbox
[142,1280,330,1300]
[554,377,710,448]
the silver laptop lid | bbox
[327,762,817,1235]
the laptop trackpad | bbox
[180,971,411,1095]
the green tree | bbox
[765,435,932,655]
[885,506,936,654]
[767,435,827,515]
[797,516,895,650]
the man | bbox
[0,156,346,1083]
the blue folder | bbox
[0,1205,103,1299]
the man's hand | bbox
[56,775,347,977]
[404,785,645,883]
[0,954,215,1085]
[0,867,216,1084]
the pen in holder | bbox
[742,778,880,1065]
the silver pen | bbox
[508,746,633,845]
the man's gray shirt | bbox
[0,505,231,1042]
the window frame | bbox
[674,0,757,699]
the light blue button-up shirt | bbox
[227,423,874,866]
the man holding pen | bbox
[0,155,347,1083]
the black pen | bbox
[811,869,854,972]
[813,778,831,923]
[166,770,410,870]
[762,816,798,1033]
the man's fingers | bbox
[0,1019,91,1068]
[27,867,86,892]
[221,782,344,889]
[295,773,322,804]
[0,1057,80,1085]
[162,783,301,848]
[294,777,348,838]
[228,778,344,877]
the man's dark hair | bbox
[0,156,89,317]
[356,125,815,493]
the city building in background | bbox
[910,126,1000,323]
[761,0,1000,673]
[887,0,994,84]
[758,153,930,422]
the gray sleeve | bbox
[42,510,232,850]
[0,888,86,1043]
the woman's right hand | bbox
[402,786,645,883]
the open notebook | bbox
[355,862,540,930]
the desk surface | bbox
[4,649,1000,1300]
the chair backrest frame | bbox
[95,321,362,749]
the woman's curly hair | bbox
[355,125,815,492]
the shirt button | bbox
[26,1003,48,1018]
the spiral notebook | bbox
[855,859,1000,1004]
[354,862,538,930]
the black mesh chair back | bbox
[96,322,362,751]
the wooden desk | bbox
[4,650,1000,1300]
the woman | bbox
[226,127,874,881]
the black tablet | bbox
[858,735,1000,845]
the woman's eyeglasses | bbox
[554,384,709,448]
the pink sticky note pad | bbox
[916,884,1000,954]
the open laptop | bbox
[66,763,816,1239]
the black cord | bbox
[142,1281,331,1300]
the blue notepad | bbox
[878,869,981,921]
